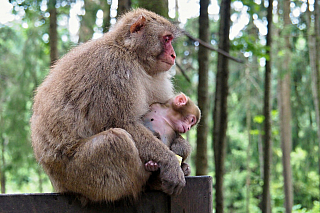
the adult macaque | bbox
[31,9,185,203]
[142,93,201,176]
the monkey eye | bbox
[188,115,196,125]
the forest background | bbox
[0,0,319,212]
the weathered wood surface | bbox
[0,176,212,213]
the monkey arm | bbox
[123,121,178,163]
[170,135,192,176]
[170,134,192,161]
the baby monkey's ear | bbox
[130,16,146,33]
[174,93,188,107]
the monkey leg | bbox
[54,128,151,202]
[146,170,162,191]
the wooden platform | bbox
[0,176,212,213]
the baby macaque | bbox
[142,93,201,176]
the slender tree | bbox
[101,0,112,33]
[245,63,252,213]
[117,0,131,17]
[79,0,99,43]
[262,0,273,212]
[314,0,320,191]
[196,0,209,176]
[136,0,168,18]
[306,0,320,184]
[174,0,179,20]
[48,0,58,65]
[0,96,4,193]
[245,17,260,213]
[0,135,6,193]
[278,1,294,212]
[212,0,231,212]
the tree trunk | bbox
[315,0,320,194]
[0,136,6,194]
[212,0,231,212]
[136,0,168,18]
[174,0,179,20]
[278,1,293,212]
[196,0,209,176]
[315,0,320,76]
[258,131,264,179]
[101,0,111,33]
[48,0,58,65]
[79,0,99,43]
[278,76,293,213]
[117,0,131,17]
[245,64,251,213]
[261,0,273,212]
[245,18,259,213]
[37,167,43,193]
[306,0,320,194]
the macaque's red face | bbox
[172,114,197,133]
[170,94,200,133]
[128,15,178,74]
[157,33,176,71]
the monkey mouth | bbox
[161,60,175,66]
[178,125,186,133]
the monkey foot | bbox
[145,160,159,172]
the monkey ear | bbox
[130,16,146,33]
[174,93,188,107]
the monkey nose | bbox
[171,54,176,59]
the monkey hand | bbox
[159,155,186,195]
[181,162,191,176]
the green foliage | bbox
[293,201,320,213]
[0,0,77,193]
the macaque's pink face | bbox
[172,114,197,133]
[157,33,176,71]
[129,15,177,74]
[169,94,199,133]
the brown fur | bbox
[31,8,185,203]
